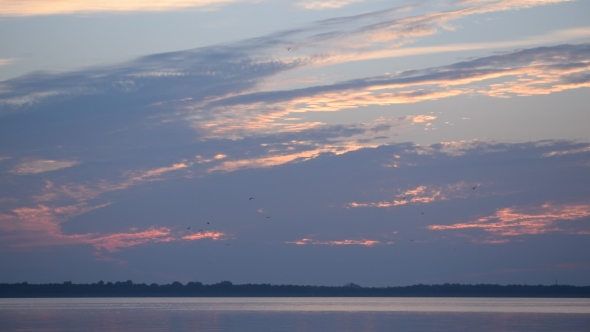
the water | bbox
[0,298,589,331]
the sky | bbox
[0,0,589,286]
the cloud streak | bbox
[287,238,381,246]
[10,159,79,175]
[348,182,471,208]
[428,203,590,236]
[183,43,590,139]
[297,0,365,10]
[0,0,242,16]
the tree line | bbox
[1,281,589,297]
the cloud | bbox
[30,161,192,205]
[0,0,243,16]
[412,115,437,123]
[11,159,79,175]
[311,27,590,67]
[428,203,590,236]
[297,0,365,10]
[0,58,16,66]
[0,202,227,252]
[205,117,410,172]
[84,227,174,252]
[543,146,590,157]
[347,182,471,208]
[182,231,226,241]
[179,43,590,139]
[287,238,381,246]
[1,1,580,116]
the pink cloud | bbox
[0,0,240,16]
[11,159,79,175]
[287,238,380,246]
[428,203,590,236]
[182,231,226,241]
[348,182,470,208]
[83,227,174,252]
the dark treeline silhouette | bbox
[1,281,589,297]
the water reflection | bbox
[1,298,589,332]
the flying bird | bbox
[472,185,478,189]
[266,216,271,218]
[206,222,210,224]
[187,227,191,230]
[287,47,290,51]
[249,197,254,200]
[402,196,406,200]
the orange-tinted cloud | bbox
[84,227,174,252]
[287,238,380,246]
[0,58,16,66]
[11,159,79,175]
[543,146,590,157]
[189,41,589,141]
[2,201,228,252]
[182,231,226,241]
[428,203,590,236]
[297,0,364,10]
[0,161,211,253]
[33,162,191,204]
[0,0,240,16]
[208,141,373,173]
[348,182,470,208]
[311,27,590,68]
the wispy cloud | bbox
[181,43,590,139]
[348,182,471,208]
[0,203,227,252]
[84,227,174,252]
[11,159,79,175]
[428,203,590,235]
[0,58,16,66]
[287,238,381,246]
[297,0,365,10]
[182,231,226,241]
[0,0,243,16]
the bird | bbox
[410,240,414,242]
[287,47,290,51]
[206,222,210,224]
[421,212,424,214]
[266,216,271,218]
[402,196,406,200]
[472,185,477,190]
[187,227,191,230]
[249,197,254,200]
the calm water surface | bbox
[0,298,589,331]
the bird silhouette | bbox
[472,186,477,189]
[287,47,290,51]
[266,216,271,218]
[402,196,406,200]
[421,212,424,214]
[206,222,210,224]
[410,240,414,242]
[187,227,191,230]
[249,197,254,200]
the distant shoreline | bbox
[2,282,589,298]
